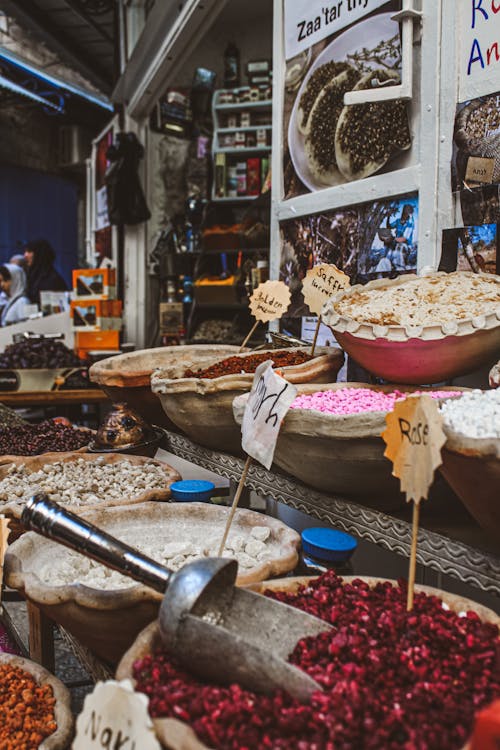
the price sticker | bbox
[249,280,291,323]
[73,679,161,750]
[241,360,297,470]
[302,264,350,316]
[382,394,446,504]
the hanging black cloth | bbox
[105,132,151,225]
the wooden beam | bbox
[0,0,113,93]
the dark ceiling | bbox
[0,0,116,95]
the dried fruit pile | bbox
[183,350,312,379]
[0,419,90,455]
[0,339,84,369]
[0,663,57,749]
[133,572,500,750]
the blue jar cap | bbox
[170,480,215,502]
[301,528,358,563]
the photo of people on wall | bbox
[440,224,499,275]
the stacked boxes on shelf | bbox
[70,269,121,358]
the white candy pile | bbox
[37,525,274,589]
[440,389,500,439]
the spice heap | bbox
[332,273,500,328]
[291,388,459,414]
[0,663,57,749]
[133,571,500,750]
[0,456,170,506]
[38,525,274,589]
[440,389,500,439]
[0,404,26,429]
[0,419,90,456]
[183,350,312,379]
[0,339,84,369]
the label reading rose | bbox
[382,395,446,504]
[302,264,350,316]
[249,280,291,323]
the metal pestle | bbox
[21,494,331,701]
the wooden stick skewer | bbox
[239,321,260,353]
[310,315,322,357]
[407,501,421,611]
[218,456,252,556]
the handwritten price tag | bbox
[73,679,161,750]
[249,280,291,323]
[241,361,297,470]
[302,264,350,316]
[382,395,446,504]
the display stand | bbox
[162,430,500,596]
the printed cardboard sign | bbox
[465,156,495,185]
[302,264,350,315]
[73,679,161,750]
[249,280,291,323]
[382,395,446,503]
[241,361,297,470]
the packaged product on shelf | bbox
[72,268,116,299]
[236,161,247,196]
[247,157,261,195]
[227,166,238,197]
[215,153,226,197]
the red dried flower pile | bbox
[183,350,312,379]
[133,572,500,750]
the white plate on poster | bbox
[288,12,401,192]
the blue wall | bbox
[0,164,78,286]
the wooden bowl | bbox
[151,347,344,453]
[89,345,244,427]
[4,501,299,665]
[0,652,73,749]
[116,576,499,750]
[233,383,465,510]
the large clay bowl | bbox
[89,345,243,427]
[322,273,500,384]
[233,383,465,510]
[439,428,500,542]
[116,576,499,750]
[0,652,73,749]
[4,502,299,665]
[151,347,344,453]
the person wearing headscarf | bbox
[0,263,30,325]
[23,239,68,305]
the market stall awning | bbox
[0,46,113,113]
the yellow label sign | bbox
[465,156,495,185]
[302,264,350,316]
[382,395,446,504]
[249,280,291,323]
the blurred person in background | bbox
[9,253,28,272]
[0,263,30,325]
[24,239,67,305]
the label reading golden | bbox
[249,280,291,323]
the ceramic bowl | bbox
[89,345,244,427]
[4,501,300,664]
[116,576,499,750]
[151,347,344,453]
[0,652,73,749]
[322,273,500,384]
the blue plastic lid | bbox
[301,528,358,563]
[170,479,215,501]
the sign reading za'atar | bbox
[302,264,350,316]
[284,0,388,59]
[249,280,291,323]
[382,395,446,504]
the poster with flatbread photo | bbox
[283,0,413,198]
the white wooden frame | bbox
[270,0,460,290]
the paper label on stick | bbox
[302,264,350,316]
[241,361,297,470]
[73,679,161,750]
[249,280,291,323]
[382,395,446,504]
